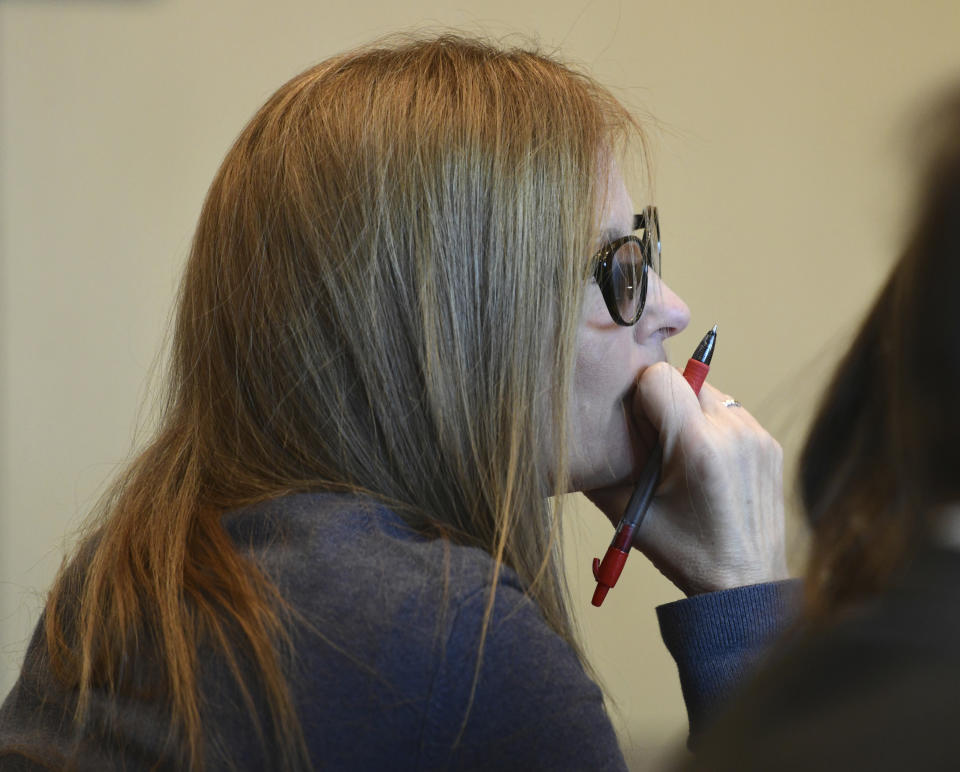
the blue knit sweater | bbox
[0,493,797,770]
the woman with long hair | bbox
[687,89,960,771]
[0,35,789,769]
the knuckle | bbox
[756,430,782,456]
[684,441,722,476]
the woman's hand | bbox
[585,362,789,596]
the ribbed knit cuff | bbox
[657,579,801,745]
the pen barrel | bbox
[622,443,662,528]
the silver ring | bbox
[721,399,742,408]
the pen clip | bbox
[590,522,635,607]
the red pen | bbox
[591,324,717,607]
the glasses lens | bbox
[611,239,645,323]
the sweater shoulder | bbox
[222,492,509,617]
[221,492,535,767]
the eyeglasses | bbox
[591,205,661,327]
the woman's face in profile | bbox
[567,164,690,493]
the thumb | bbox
[634,361,703,441]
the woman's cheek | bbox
[581,284,617,329]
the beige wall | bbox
[2,0,959,767]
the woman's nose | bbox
[635,273,691,342]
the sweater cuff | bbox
[657,579,801,745]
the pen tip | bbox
[711,323,718,334]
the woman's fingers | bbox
[633,362,703,440]
[586,359,788,596]
[628,362,788,596]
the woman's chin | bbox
[565,420,650,493]
[568,457,637,494]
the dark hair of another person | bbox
[801,88,960,623]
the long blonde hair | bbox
[41,34,640,768]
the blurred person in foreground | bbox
[686,88,960,772]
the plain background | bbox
[2,1,959,767]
